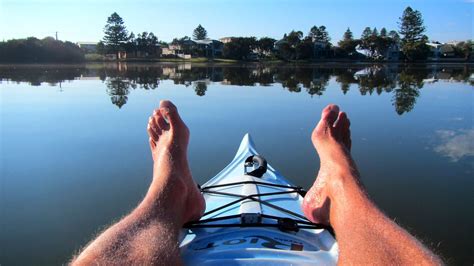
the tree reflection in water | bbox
[194,81,207,96]
[1,64,472,112]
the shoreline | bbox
[0,60,473,68]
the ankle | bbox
[326,172,369,229]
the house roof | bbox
[77,42,98,45]
[274,39,288,45]
[194,39,222,45]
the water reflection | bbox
[434,129,474,162]
[1,63,472,113]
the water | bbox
[0,63,472,265]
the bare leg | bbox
[302,104,441,265]
[72,100,205,265]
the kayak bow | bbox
[180,134,338,265]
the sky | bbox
[0,0,472,44]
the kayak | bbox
[180,134,339,265]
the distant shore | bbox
[2,58,472,65]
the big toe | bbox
[159,100,183,128]
[321,104,340,126]
[314,104,340,138]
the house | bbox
[426,42,455,59]
[313,41,330,58]
[160,39,223,58]
[161,42,194,58]
[104,51,127,60]
[194,39,224,57]
[219,37,234,44]
[385,43,400,61]
[77,42,98,53]
[274,39,288,50]
[161,46,175,56]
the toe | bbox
[321,104,340,127]
[154,109,170,131]
[314,104,340,138]
[149,137,156,150]
[159,100,183,129]
[334,112,348,130]
[147,116,160,141]
[336,113,352,150]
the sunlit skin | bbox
[302,104,442,265]
[72,100,205,265]
[72,101,441,265]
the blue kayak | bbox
[180,134,338,265]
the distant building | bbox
[194,39,223,57]
[313,41,330,58]
[219,37,234,44]
[385,43,400,61]
[161,46,175,56]
[274,39,288,50]
[161,39,223,58]
[77,42,98,53]
[161,43,192,58]
[426,42,455,59]
[104,51,127,60]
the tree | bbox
[256,37,276,57]
[276,31,303,60]
[223,37,257,60]
[389,30,401,44]
[361,27,372,40]
[97,41,107,55]
[380,27,388,37]
[103,12,129,58]
[0,37,84,63]
[136,32,158,56]
[193,24,208,40]
[296,37,314,60]
[372,27,379,37]
[309,25,331,44]
[360,27,376,58]
[398,7,429,60]
[286,30,303,47]
[343,28,353,41]
[124,32,137,55]
[338,28,359,55]
[455,40,473,59]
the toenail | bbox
[161,107,170,114]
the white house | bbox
[76,42,98,53]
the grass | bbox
[84,53,105,61]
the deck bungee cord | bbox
[183,180,335,237]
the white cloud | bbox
[434,129,474,162]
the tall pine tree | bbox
[103,12,129,58]
[338,28,358,55]
[398,7,429,60]
[193,25,208,40]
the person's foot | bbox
[147,100,205,225]
[302,104,360,225]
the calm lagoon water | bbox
[0,63,473,265]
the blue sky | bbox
[0,0,472,43]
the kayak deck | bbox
[180,134,338,265]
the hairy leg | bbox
[72,100,205,265]
[302,104,441,265]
